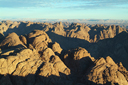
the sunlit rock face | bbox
[0,21,128,85]
[0,30,71,85]
[0,21,127,43]
[80,56,128,85]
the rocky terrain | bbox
[0,20,128,85]
[0,20,127,43]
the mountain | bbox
[0,20,128,85]
[0,21,127,43]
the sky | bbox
[0,0,128,20]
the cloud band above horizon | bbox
[0,0,128,20]
[0,0,128,9]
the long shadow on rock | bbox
[0,44,26,58]
[2,21,128,71]
[88,31,128,70]
[3,22,44,36]
[88,25,105,40]
[0,72,103,85]
[46,31,90,50]
[3,22,91,51]
[0,33,5,42]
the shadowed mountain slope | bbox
[0,21,128,85]
[0,21,127,43]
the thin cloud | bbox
[0,0,128,9]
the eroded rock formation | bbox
[81,56,128,85]
[0,21,127,43]
[0,21,128,85]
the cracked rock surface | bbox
[0,22,128,85]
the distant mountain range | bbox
[0,19,128,29]
[0,20,127,43]
[0,20,128,85]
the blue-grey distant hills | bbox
[1,19,128,29]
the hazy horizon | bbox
[0,0,128,20]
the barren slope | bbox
[0,21,128,85]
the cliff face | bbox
[0,21,128,85]
[0,21,127,43]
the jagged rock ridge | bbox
[0,21,128,85]
[0,21,127,43]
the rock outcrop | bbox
[89,25,126,42]
[88,31,128,69]
[19,35,27,45]
[0,21,128,85]
[80,56,128,85]
[40,48,70,76]
[0,21,127,43]
[52,22,66,36]
[51,42,63,54]
[0,32,27,50]
[64,47,95,73]
[0,30,72,85]
[66,23,90,41]
[27,30,52,52]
